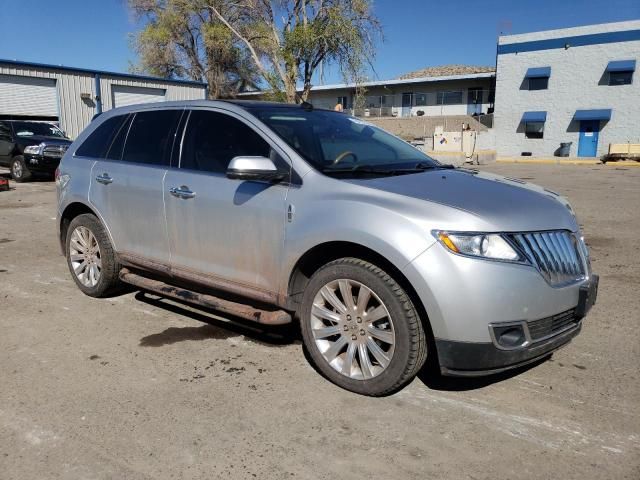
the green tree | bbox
[209,0,381,103]
[129,0,258,98]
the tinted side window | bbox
[76,115,127,158]
[181,110,270,173]
[0,121,12,141]
[122,110,182,166]
[105,115,133,161]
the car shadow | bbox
[134,291,301,348]
[132,290,549,394]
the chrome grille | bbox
[509,231,585,287]
[43,145,68,158]
[527,308,579,341]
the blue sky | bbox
[1,0,638,84]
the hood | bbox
[17,135,72,147]
[344,169,579,233]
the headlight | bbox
[434,231,522,262]
[24,143,45,155]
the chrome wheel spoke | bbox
[366,337,391,369]
[358,344,374,379]
[342,343,357,375]
[364,305,388,323]
[73,260,87,276]
[313,324,342,339]
[69,254,84,263]
[312,304,342,323]
[338,280,356,312]
[323,336,348,363]
[320,286,347,314]
[356,286,371,316]
[367,325,394,344]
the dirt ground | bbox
[0,164,638,479]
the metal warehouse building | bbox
[0,59,207,139]
[494,20,640,158]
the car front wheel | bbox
[300,257,427,396]
[11,156,31,182]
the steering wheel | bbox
[332,151,358,166]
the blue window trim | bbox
[498,29,640,55]
[525,67,551,78]
[606,60,636,72]
[521,111,547,123]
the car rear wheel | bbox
[11,156,31,182]
[300,257,427,396]
[65,213,122,297]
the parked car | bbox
[0,120,71,182]
[56,101,598,396]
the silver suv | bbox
[56,101,598,396]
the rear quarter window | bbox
[76,115,128,158]
[121,110,182,166]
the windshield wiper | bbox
[322,162,455,177]
[414,162,455,170]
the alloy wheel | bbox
[12,159,22,178]
[311,279,395,380]
[69,226,102,287]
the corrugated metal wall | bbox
[0,63,206,139]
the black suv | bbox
[0,120,72,182]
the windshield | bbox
[247,107,439,173]
[12,122,67,138]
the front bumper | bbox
[401,237,597,375]
[24,153,60,173]
[437,320,581,376]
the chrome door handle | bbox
[169,186,196,199]
[96,173,113,185]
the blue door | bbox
[578,120,600,157]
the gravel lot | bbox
[1,164,639,479]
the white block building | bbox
[240,71,495,120]
[0,59,207,138]
[494,20,640,158]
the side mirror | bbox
[226,156,287,182]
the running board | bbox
[119,269,292,325]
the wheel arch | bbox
[286,241,435,344]
[59,202,101,256]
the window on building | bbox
[122,110,182,166]
[528,77,549,90]
[76,115,128,158]
[609,71,633,86]
[337,96,348,108]
[525,121,544,139]
[181,110,270,174]
[415,93,427,106]
[437,91,463,105]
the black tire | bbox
[300,257,427,396]
[65,213,123,297]
[11,155,31,182]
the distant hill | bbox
[398,65,495,79]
